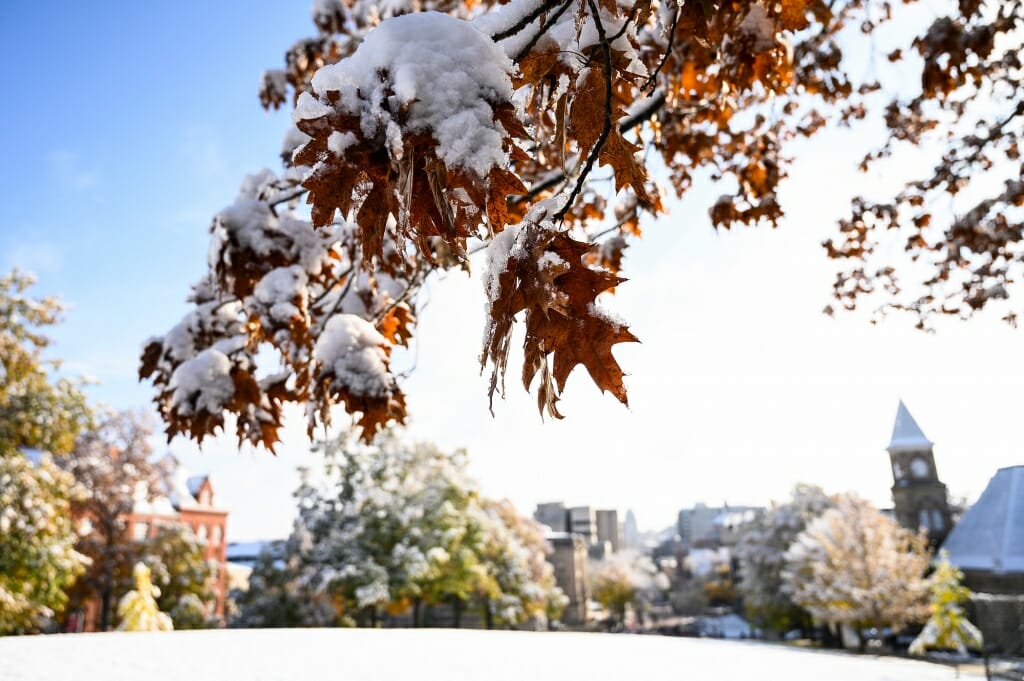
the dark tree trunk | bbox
[413,598,422,628]
[99,588,112,632]
[452,598,463,628]
[483,601,493,630]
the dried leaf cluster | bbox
[144,0,1023,447]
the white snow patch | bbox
[299,12,514,177]
[314,314,393,397]
[168,348,234,415]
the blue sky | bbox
[0,1,306,403]
[3,1,1022,542]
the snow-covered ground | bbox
[0,629,983,681]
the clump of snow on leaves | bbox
[314,314,395,399]
[295,11,514,177]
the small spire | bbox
[887,399,932,451]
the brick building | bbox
[130,459,228,621]
[71,457,229,631]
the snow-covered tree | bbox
[0,454,89,634]
[591,550,667,627]
[141,0,1024,447]
[292,433,478,625]
[0,270,92,460]
[0,272,92,634]
[782,494,931,647]
[232,545,324,628]
[475,499,567,627]
[736,484,834,633]
[116,562,173,632]
[909,551,983,656]
[292,431,563,627]
[143,524,216,629]
[59,410,162,631]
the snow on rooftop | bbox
[887,400,933,452]
[186,475,209,499]
[943,465,1024,574]
[0,629,982,681]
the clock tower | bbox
[887,400,952,546]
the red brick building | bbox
[128,466,230,621]
[70,458,229,631]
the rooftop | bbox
[943,465,1024,574]
[887,400,933,452]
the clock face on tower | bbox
[910,457,929,478]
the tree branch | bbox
[491,0,566,42]
[554,0,615,223]
[513,0,575,63]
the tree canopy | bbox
[285,432,565,627]
[1,270,91,457]
[140,0,1024,446]
[781,493,931,636]
[0,271,91,634]
[736,483,834,633]
[0,453,88,634]
[60,410,162,631]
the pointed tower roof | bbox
[942,466,1024,573]
[887,400,933,452]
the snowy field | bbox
[0,629,982,681]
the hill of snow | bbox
[0,628,981,680]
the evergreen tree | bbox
[909,552,983,656]
[116,562,173,632]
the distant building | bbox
[535,502,621,553]
[534,502,568,533]
[941,465,1024,594]
[587,540,613,561]
[567,506,597,542]
[129,458,229,623]
[622,509,640,549]
[226,539,288,570]
[548,533,590,625]
[942,465,1024,655]
[715,508,762,547]
[677,503,763,547]
[69,456,230,632]
[595,509,621,553]
[885,400,952,546]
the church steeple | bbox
[886,400,952,546]
[887,399,933,452]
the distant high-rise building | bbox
[622,509,639,549]
[886,400,952,546]
[534,502,568,533]
[595,509,621,553]
[548,533,591,624]
[567,506,596,542]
